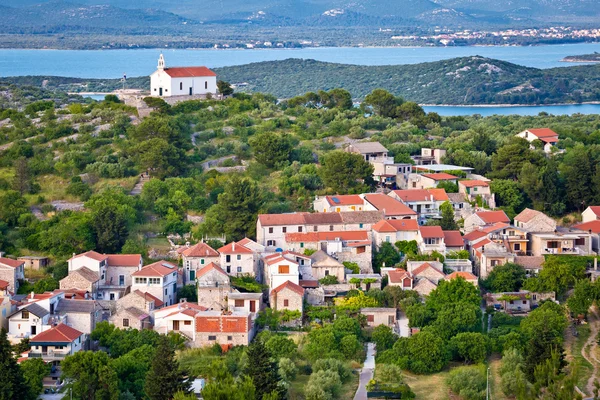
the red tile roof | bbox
[480,222,510,233]
[163,66,216,78]
[299,280,319,288]
[373,219,419,233]
[68,251,107,262]
[30,323,83,343]
[0,280,9,290]
[106,254,141,267]
[443,231,464,247]
[462,230,489,242]
[459,180,489,188]
[412,263,445,278]
[325,195,364,206]
[363,194,417,216]
[447,271,478,281]
[419,226,444,238]
[392,189,449,202]
[132,261,177,277]
[526,128,559,143]
[196,262,228,279]
[586,206,600,217]
[285,230,369,243]
[133,290,164,307]
[160,301,207,314]
[422,173,458,181]
[218,241,254,254]
[475,211,510,224]
[196,314,251,333]
[265,255,298,266]
[514,208,546,223]
[271,280,305,296]
[0,257,24,268]
[258,213,306,226]
[472,238,492,249]
[180,242,220,258]
[573,220,600,234]
[388,269,412,284]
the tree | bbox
[277,358,297,382]
[500,348,528,398]
[491,139,542,180]
[249,132,294,168]
[0,329,30,400]
[433,302,481,340]
[340,335,362,359]
[217,80,234,96]
[561,145,594,211]
[202,362,256,400]
[0,190,28,227]
[439,201,458,230]
[373,242,400,271]
[177,285,198,302]
[61,351,119,400]
[112,345,154,400]
[303,326,340,361]
[335,291,379,311]
[12,157,34,195]
[427,278,481,313]
[362,89,401,118]
[245,339,286,400]
[20,358,50,400]
[265,335,297,360]
[133,138,188,179]
[402,331,449,373]
[305,369,342,400]
[523,255,587,296]
[312,358,352,383]
[446,365,486,400]
[395,240,418,256]
[436,181,458,193]
[145,336,191,400]
[450,332,488,364]
[318,151,374,193]
[567,279,596,317]
[483,263,526,292]
[372,325,397,352]
[490,179,525,216]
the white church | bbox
[150,54,218,97]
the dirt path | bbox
[583,306,600,396]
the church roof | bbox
[163,67,216,78]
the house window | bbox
[575,238,586,246]
[237,255,241,261]
[385,236,391,243]
[208,335,217,340]
[226,255,231,263]
[135,277,147,284]
[119,275,125,286]
[201,259,205,265]
[522,300,527,304]
[282,227,287,233]
[329,225,334,231]
[359,223,363,229]
[184,320,192,326]
[298,226,303,232]
[237,266,242,273]
[357,246,366,254]
[22,310,29,319]
[226,266,231,273]
[180,82,183,90]
[235,299,245,307]
[205,81,208,89]
[149,278,160,285]
[388,316,395,325]
[165,289,168,295]
[267,240,275,246]
[189,270,196,281]
[228,336,233,341]
[367,315,374,322]
[514,243,521,251]
[284,299,289,307]
[314,225,318,232]
[325,270,330,276]
[300,243,304,248]
[123,319,130,327]
[279,265,290,274]
[31,326,36,335]
[269,227,274,234]
[509,300,514,304]
[110,293,115,300]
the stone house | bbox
[458,180,495,208]
[0,287,15,330]
[8,303,52,340]
[514,208,556,233]
[573,220,600,253]
[131,261,179,307]
[110,307,152,330]
[388,188,449,223]
[528,228,592,257]
[345,142,389,162]
[362,194,418,220]
[263,254,299,289]
[387,269,413,289]
[228,292,263,315]
[194,310,254,348]
[54,299,102,335]
[153,301,210,341]
[361,308,396,328]
[486,291,555,313]
[470,239,515,278]
[59,267,100,298]
[269,280,305,314]
[443,231,465,253]
[0,257,25,293]
[372,219,419,249]
[196,263,231,311]
[179,242,220,284]
[309,251,346,283]
[17,256,49,270]
[218,241,259,278]
[447,271,478,286]
[417,226,446,255]
[464,210,510,233]
[29,323,84,362]
[406,173,458,190]
[313,195,365,213]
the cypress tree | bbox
[246,339,286,400]
[144,336,191,400]
[0,328,30,400]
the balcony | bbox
[419,242,446,255]
[29,352,69,360]
[490,233,528,241]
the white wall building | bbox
[150,54,217,97]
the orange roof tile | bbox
[586,206,600,217]
[392,189,449,202]
[447,271,477,281]
[573,220,600,234]
[196,262,228,279]
[459,180,489,188]
[258,213,306,226]
[68,251,107,262]
[526,128,559,143]
[480,222,511,233]
[271,280,305,296]
[196,314,251,333]
[0,280,9,290]
[218,241,253,254]
[514,208,546,223]
[265,255,298,266]
[412,263,445,278]
[388,269,412,284]
[475,211,510,224]
[325,195,364,206]
[363,194,417,216]
[443,230,464,247]
[132,261,177,277]
[133,290,164,307]
[0,257,24,268]
[163,66,216,78]
[285,230,369,243]
[472,238,492,249]
[422,173,458,181]
[181,242,219,258]
[462,230,489,242]
[106,254,142,267]
[30,324,83,343]
[419,226,444,238]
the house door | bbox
[250,301,256,312]
[189,87,193,95]
[173,321,180,331]
[159,87,163,96]
[31,326,36,335]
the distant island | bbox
[561,52,600,63]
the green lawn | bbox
[146,237,171,252]
[403,369,451,400]
[288,367,359,400]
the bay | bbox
[1,42,600,79]
[423,104,600,116]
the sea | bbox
[2,42,600,116]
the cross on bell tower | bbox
[157,54,165,70]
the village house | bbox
[59,267,100,298]
[387,269,414,290]
[582,206,600,223]
[131,261,179,307]
[8,303,53,341]
[228,292,263,315]
[469,238,515,278]
[313,195,365,212]
[458,180,495,208]
[388,188,449,223]
[411,148,447,165]
[514,208,556,232]
[195,263,231,311]
[154,301,209,341]
[195,310,255,348]
[150,54,217,98]
[111,307,152,331]
[0,257,25,293]
[179,242,220,284]
[0,284,15,330]
[447,271,478,286]
[448,193,473,219]
[17,256,49,270]
[481,223,529,256]
[54,299,102,335]
[309,250,346,283]
[28,323,85,362]
[464,210,510,233]
[270,280,305,315]
[516,128,559,154]
[345,142,389,162]
[218,241,260,278]
[417,226,446,255]
[573,220,600,253]
[485,291,555,313]
[362,194,418,220]
[393,261,446,296]
[444,231,465,253]
[372,219,420,248]
[514,256,546,275]
[405,173,459,190]
[263,253,299,289]
[361,308,397,328]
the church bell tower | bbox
[157,54,165,70]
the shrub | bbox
[312,358,352,383]
[305,370,342,400]
[278,357,297,382]
[446,365,486,400]
[319,275,339,285]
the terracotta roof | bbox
[573,220,600,234]
[480,222,511,233]
[181,242,220,258]
[459,180,489,188]
[475,211,510,224]
[125,307,150,320]
[303,213,343,225]
[363,194,417,216]
[392,189,449,202]
[325,195,364,206]
[526,128,559,143]
[106,254,141,267]
[271,280,305,296]
[258,213,306,226]
[196,262,228,279]
[419,226,444,238]
[163,66,216,78]
[159,301,207,313]
[349,142,388,154]
[285,230,369,243]
[447,271,477,281]
[346,240,371,247]
[514,256,545,269]
[462,230,489,242]
[514,208,545,223]
[218,241,254,254]
[472,238,492,249]
[68,251,107,262]
[30,323,83,343]
[299,280,319,288]
[412,263,445,278]
[586,206,600,217]
[196,313,251,334]
[132,261,177,277]
[339,210,384,224]
[388,269,412,284]
[133,290,164,307]
[265,255,298,266]
[443,231,464,247]
[422,173,458,181]
[0,257,24,268]
[373,219,419,233]
[67,267,99,283]
[0,280,9,290]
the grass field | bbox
[403,369,451,400]
[146,236,171,252]
[288,369,359,400]
[565,324,594,390]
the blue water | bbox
[1,42,600,79]
[423,104,600,116]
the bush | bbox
[305,369,342,400]
[446,365,487,400]
[278,357,297,382]
[450,332,488,364]
[312,358,352,383]
[319,275,339,285]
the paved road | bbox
[354,342,376,400]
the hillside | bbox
[4,57,600,105]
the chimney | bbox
[232,242,236,251]
[30,291,34,300]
